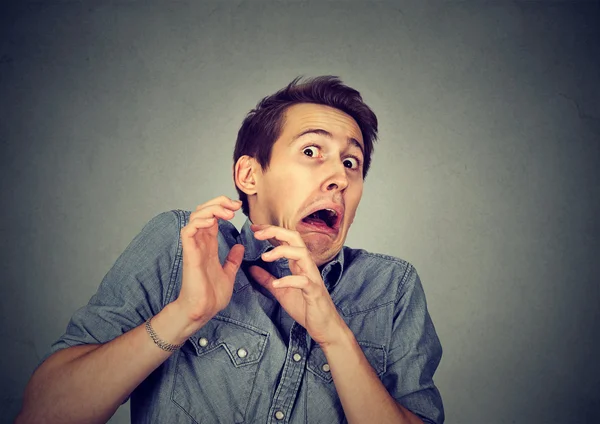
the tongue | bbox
[301,217,330,230]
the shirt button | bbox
[198,337,208,347]
[237,348,248,358]
[292,353,302,362]
[322,363,330,372]
[275,410,285,420]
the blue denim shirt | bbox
[46,210,444,423]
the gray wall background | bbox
[1,1,598,423]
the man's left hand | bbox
[248,224,348,346]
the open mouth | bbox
[299,207,342,233]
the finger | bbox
[196,196,242,212]
[191,204,236,222]
[192,205,234,221]
[223,244,245,281]
[248,265,287,302]
[180,217,216,238]
[261,245,321,280]
[248,265,282,297]
[271,275,311,291]
[196,195,241,210]
[253,226,305,247]
[261,245,308,263]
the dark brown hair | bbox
[233,75,378,216]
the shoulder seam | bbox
[350,250,414,304]
[354,250,410,267]
[396,262,415,304]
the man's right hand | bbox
[16,197,247,424]
[172,196,245,334]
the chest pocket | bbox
[171,316,268,424]
[305,342,386,423]
[305,294,390,423]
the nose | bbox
[321,160,349,193]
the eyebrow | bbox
[292,128,364,156]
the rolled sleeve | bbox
[44,210,182,361]
[382,264,445,424]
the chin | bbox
[304,239,340,264]
[314,251,339,267]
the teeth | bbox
[323,209,338,228]
[304,208,339,228]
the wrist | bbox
[319,320,356,355]
[151,302,210,346]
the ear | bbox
[234,155,259,196]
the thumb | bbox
[223,244,245,281]
[248,265,278,294]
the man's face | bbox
[248,103,365,266]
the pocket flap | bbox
[187,316,269,367]
[307,341,387,383]
[359,341,387,376]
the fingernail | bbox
[272,279,280,286]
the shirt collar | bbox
[237,218,345,292]
[320,246,345,292]
[239,218,275,262]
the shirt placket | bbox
[263,257,339,423]
[267,322,308,424]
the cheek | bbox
[344,185,363,222]
[272,171,301,195]
[265,165,291,187]
[276,165,311,191]
[262,168,305,208]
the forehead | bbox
[281,103,363,143]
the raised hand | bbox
[248,224,347,346]
[173,196,245,332]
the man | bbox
[17,76,444,423]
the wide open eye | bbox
[343,157,360,169]
[303,146,319,157]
